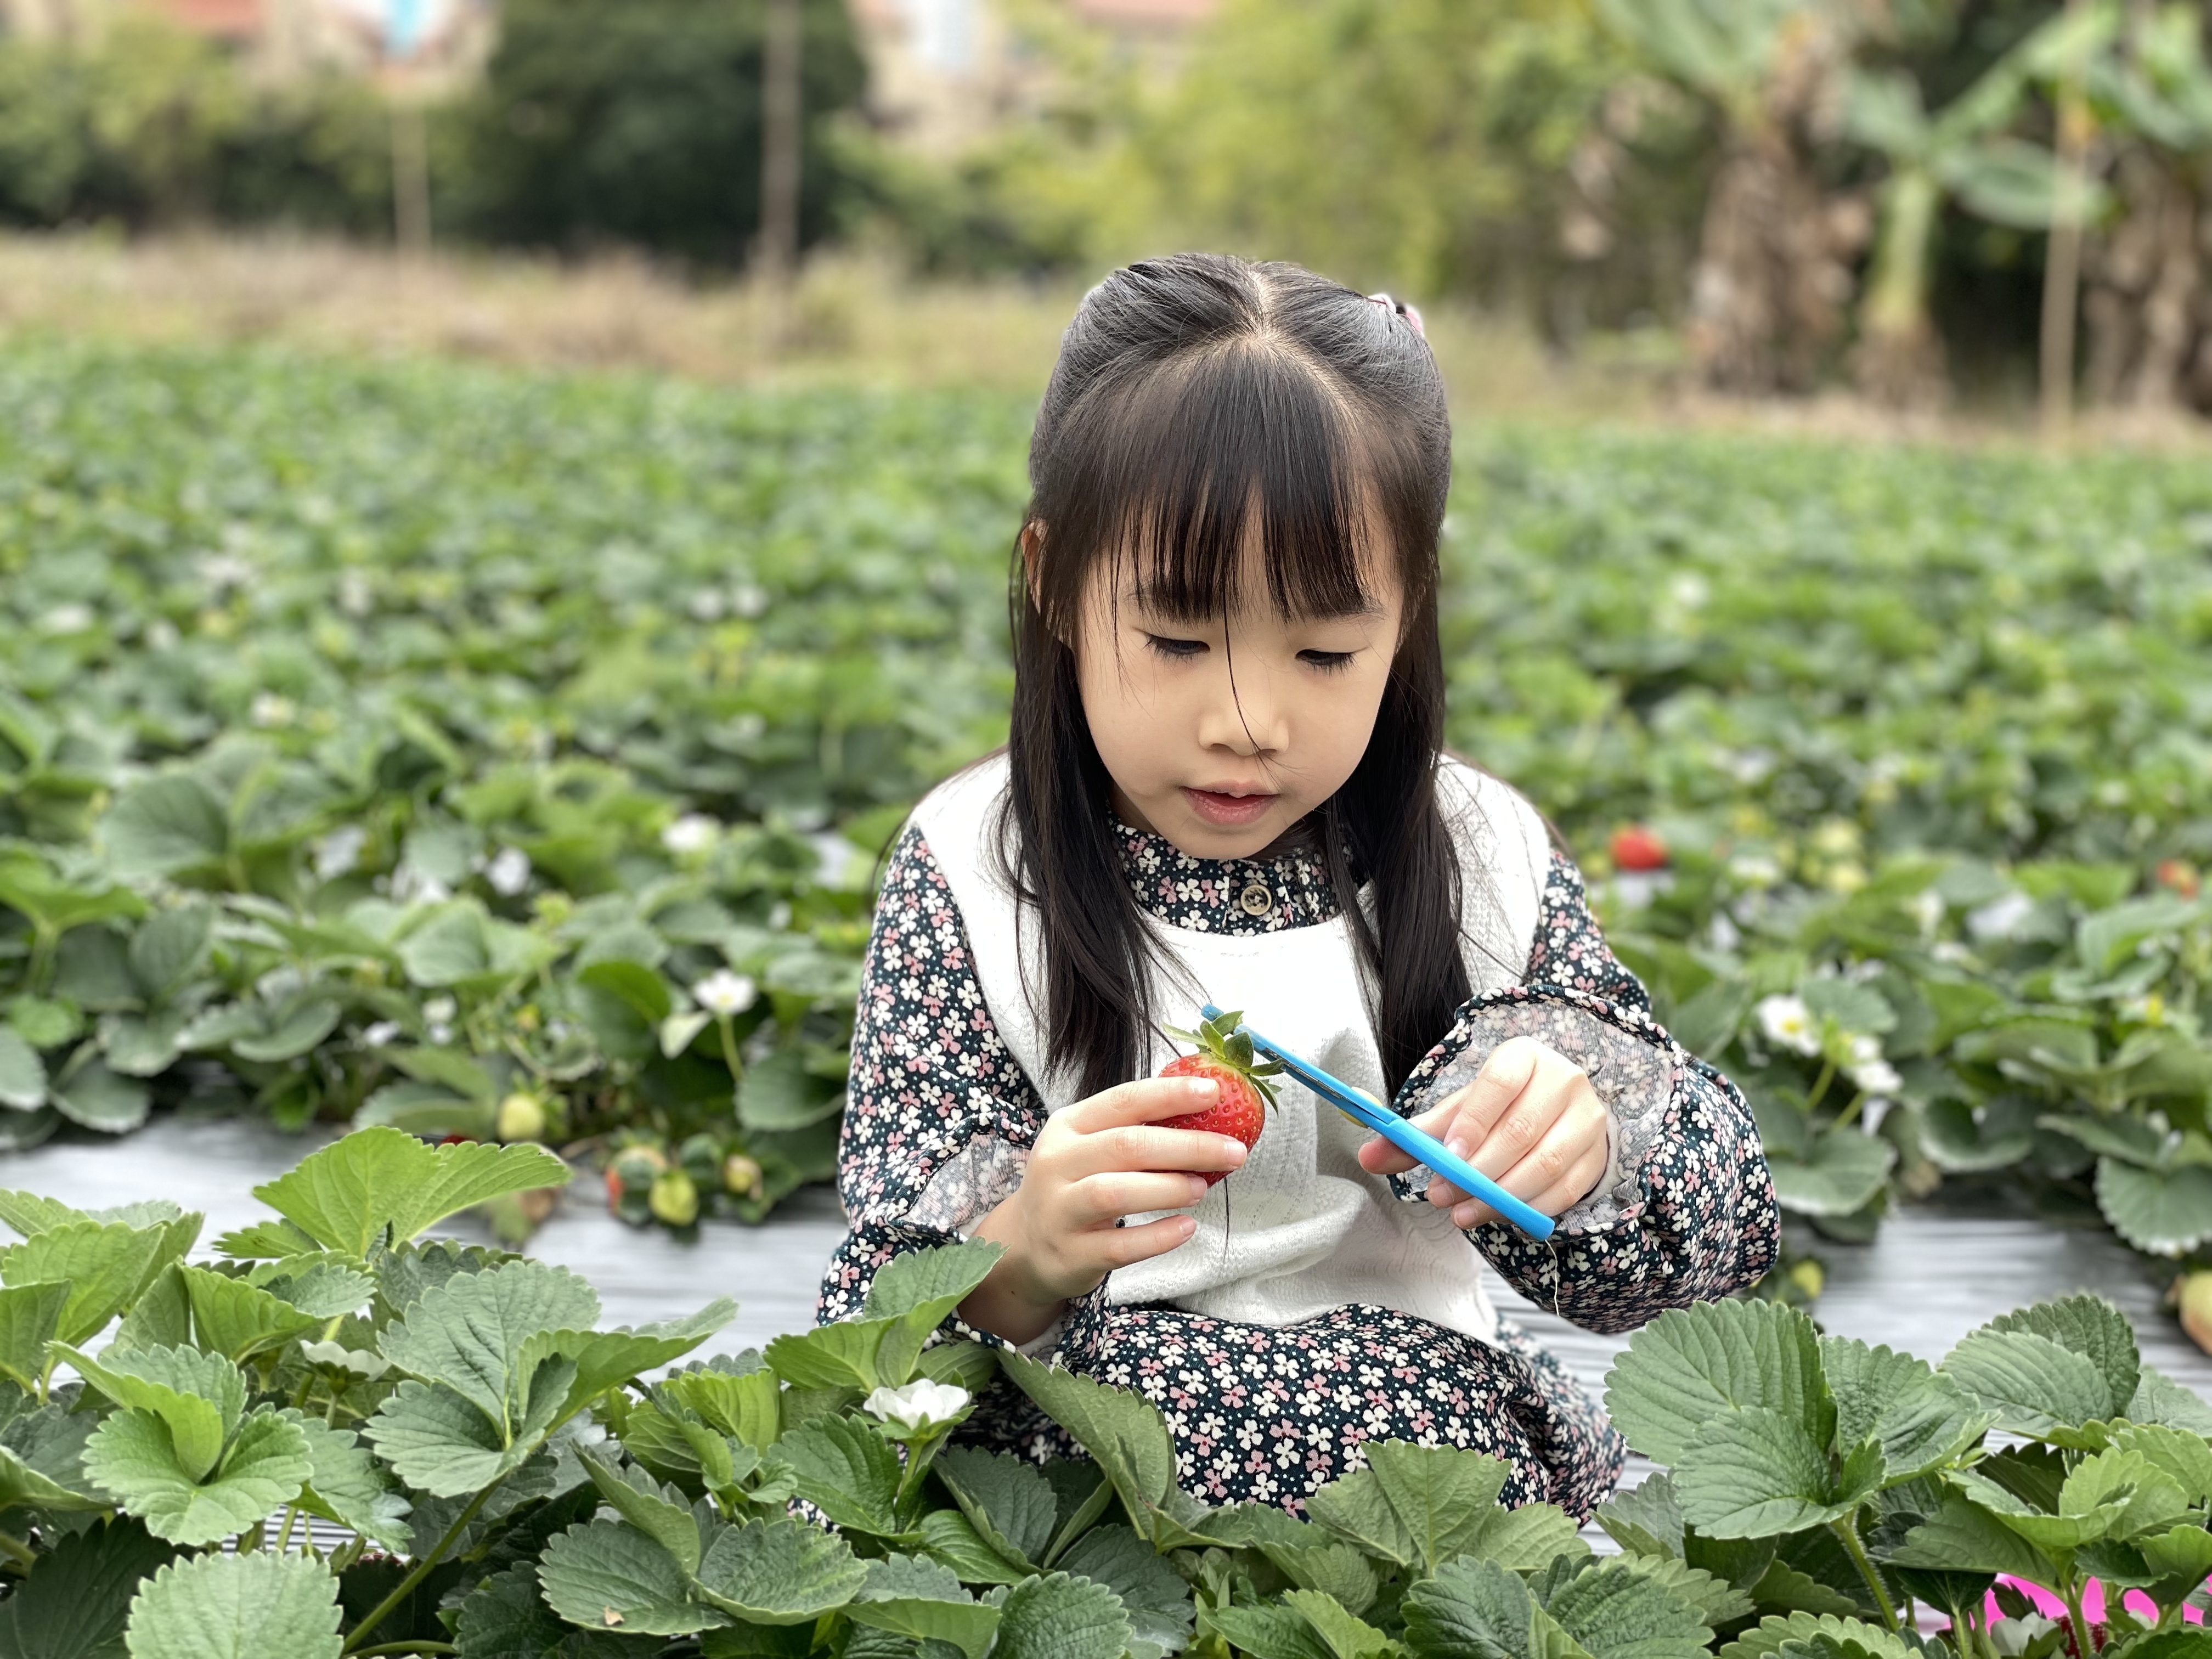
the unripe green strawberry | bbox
[650,1168,701,1228]
[1158,1009,1283,1187]
[495,1092,547,1143]
[722,1152,764,1199]
[2178,1271,2212,1356]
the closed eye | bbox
[1142,632,1207,661]
[1299,650,1357,673]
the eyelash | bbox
[1139,634,1357,673]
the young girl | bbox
[817,253,1778,1520]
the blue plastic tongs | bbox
[1199,1003,1555,1240]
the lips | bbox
[1182,786,1277,828]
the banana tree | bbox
[2081,3,2212,411]
[1597,0,1870,394]
[1844,2,2119,408]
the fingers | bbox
[1093,1214,1199,1269]
[1065,1075,1222,1130]
[1062,1170,1214,1227]
[1444,1095,1610,1230]
[1356,1093,1457,1177]
[1067,1122,1249,1181]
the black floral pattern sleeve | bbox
[1387,852,1780,1335]
[816,824,1046,1332]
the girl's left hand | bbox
[1356,1035,1609,1229]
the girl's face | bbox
[1065,531,1406,860]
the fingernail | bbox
[1446,1136,1470,1159]
[1220,1138,1246,1163]
[1452,1203,1476,1228]
[1189,1078,1219,1098]
[1188,1176,1209,1201]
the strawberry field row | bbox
[4,342,2212,1299]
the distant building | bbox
[0,0,494,87]
[851,0,1217,157]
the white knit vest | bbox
[910,752,1550,1347]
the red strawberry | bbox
[1610,825,1669,872]
[1158,1009,1283,1187]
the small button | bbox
[1238,882,1274,917]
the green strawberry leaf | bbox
[537,1517,726,1637]
[454,1560,662,1658]
[2096,1159,2212,1256]
[580,1450,706,1577]
[176,1266,322,1364]
[0,1401,103,1511]
[1605,1299,1832,1465]
[1596,1472,1685,1558]
[376,1257,599,1428]
[1940,1328,2112,1442]
[0,1190,92,1237]
[522,1299,737,1421]
[661,1357,782,1451]
[0,1517,174,1659]
[1983,1295,2138,1419]
[990,1570,1136,1659]
[1886,1492,2054,1579]
[845,1554,1001,1659]
[691,1514,869,1625]
[1057,1523,1198,1645]
[767,1413,906,1537]
[246,1125,569,1256]
[1401,1555,1542,1659]
[1258,1541,1383,1619]
[364,1359,574,1497]
[934,1445,1057,1569]
[122,1550,341,1659]
[0,1030,48,1111]
[0,1280,70,1391]
[1001,1352,1176,1522]
[917,1504,1032,1585]
[57,1343,246,1482]
[2,1215,200,1345]
[1537,1556,1715,1659]
[1715,1613,1918,1659]
[85,1405,311,1547]
[278,1409,412,1554]
[1677,1408,1872,1539]
[1818,1336,1990,1482]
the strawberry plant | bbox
[0,1126,2204,1655]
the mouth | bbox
[1182,786,1278,828]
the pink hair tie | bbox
[1367,291,1426,339]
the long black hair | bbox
[999,252,1470,1103]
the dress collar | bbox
[1108,816,1341,933]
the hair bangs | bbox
[1036,341,1412,638]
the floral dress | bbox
[817,815,1779,1521]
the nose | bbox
[1194,657,1287,757]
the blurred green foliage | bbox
[0,19,394,235]
[443,0,867,264]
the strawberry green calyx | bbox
[1162,1009,1285,1108]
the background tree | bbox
[1596,0,1872,394]
[445,0,865,269]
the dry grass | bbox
[2,230,2207,456]
[0,230,1666,416]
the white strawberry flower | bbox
[485,846,532,897]
[693,969,758,1017]
[1756,994,1820,1057]
[662,814,720,856]
[862,1380,970,1434]
[1848,1035,1901,1096]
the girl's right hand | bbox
[958,1076,1249,1346]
